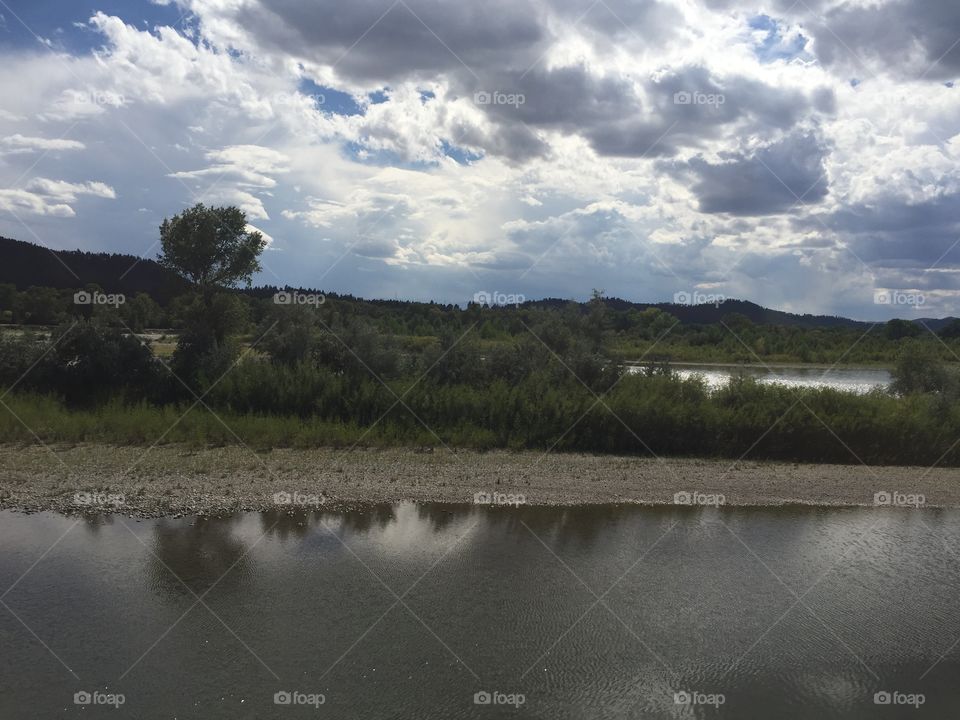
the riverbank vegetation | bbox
[2,205,960,466]
[3,314,960,465]
[3,288,960,366]
[2,355,960,465]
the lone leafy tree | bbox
[158,204,266,303]
[157,204,266,387]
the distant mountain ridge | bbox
[0,235,953,328]
[911,317,959,332]
[0,236,188,303]
[524,297,877,329]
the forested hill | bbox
[526,298,871,329]
[0,236,187,303]
[0,235,945,328]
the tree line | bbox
[2,204,960,465]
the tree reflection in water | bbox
[147,515,249,598]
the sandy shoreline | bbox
[0,444,956,517]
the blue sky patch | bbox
[0,0,183,54]
[748,14,808,64]
[441,140,481,165]
[343,139,480,168]
[298,79,364,116]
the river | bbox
[0,504,956,718]
[627,363,892,394]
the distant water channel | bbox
[1,504,957,718]
[628,363,892,394]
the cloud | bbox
[0,1,958,319]
[196,1,829,163]
[682,131,830,216]
[585,68,824,159]
[224,0,549,85]
[0,177,116,217]
[1,134,86,153]
[246,223,274,246]
[706,0,960,82]
[168,145,290,218]
[0,189,75,217]
[804,1,960,81]
[24,178,117,200]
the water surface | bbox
[0,504,957,718]
[629,363,892,394]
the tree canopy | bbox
[158,204,266,300]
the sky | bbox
[0,0,959,320]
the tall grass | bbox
[4,372,960,466]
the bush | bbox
[26,321,161,405]
[890,341,953,396]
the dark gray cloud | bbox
[479,65,636,127]
[473,64,831,160]
[231,0,685,87]
[820,193,960,272]
[827,194,960,239]
[583,66,739,157]
[806,1,960,80]
[352,237,399,258]
[231,0,548,83]
[680,131,829,215]
[220,2,831,162]
[587,68,829,158]
[550,0,684,42]
[454,120,549,163]
[702,0,960,81]
[778,191,960,296]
